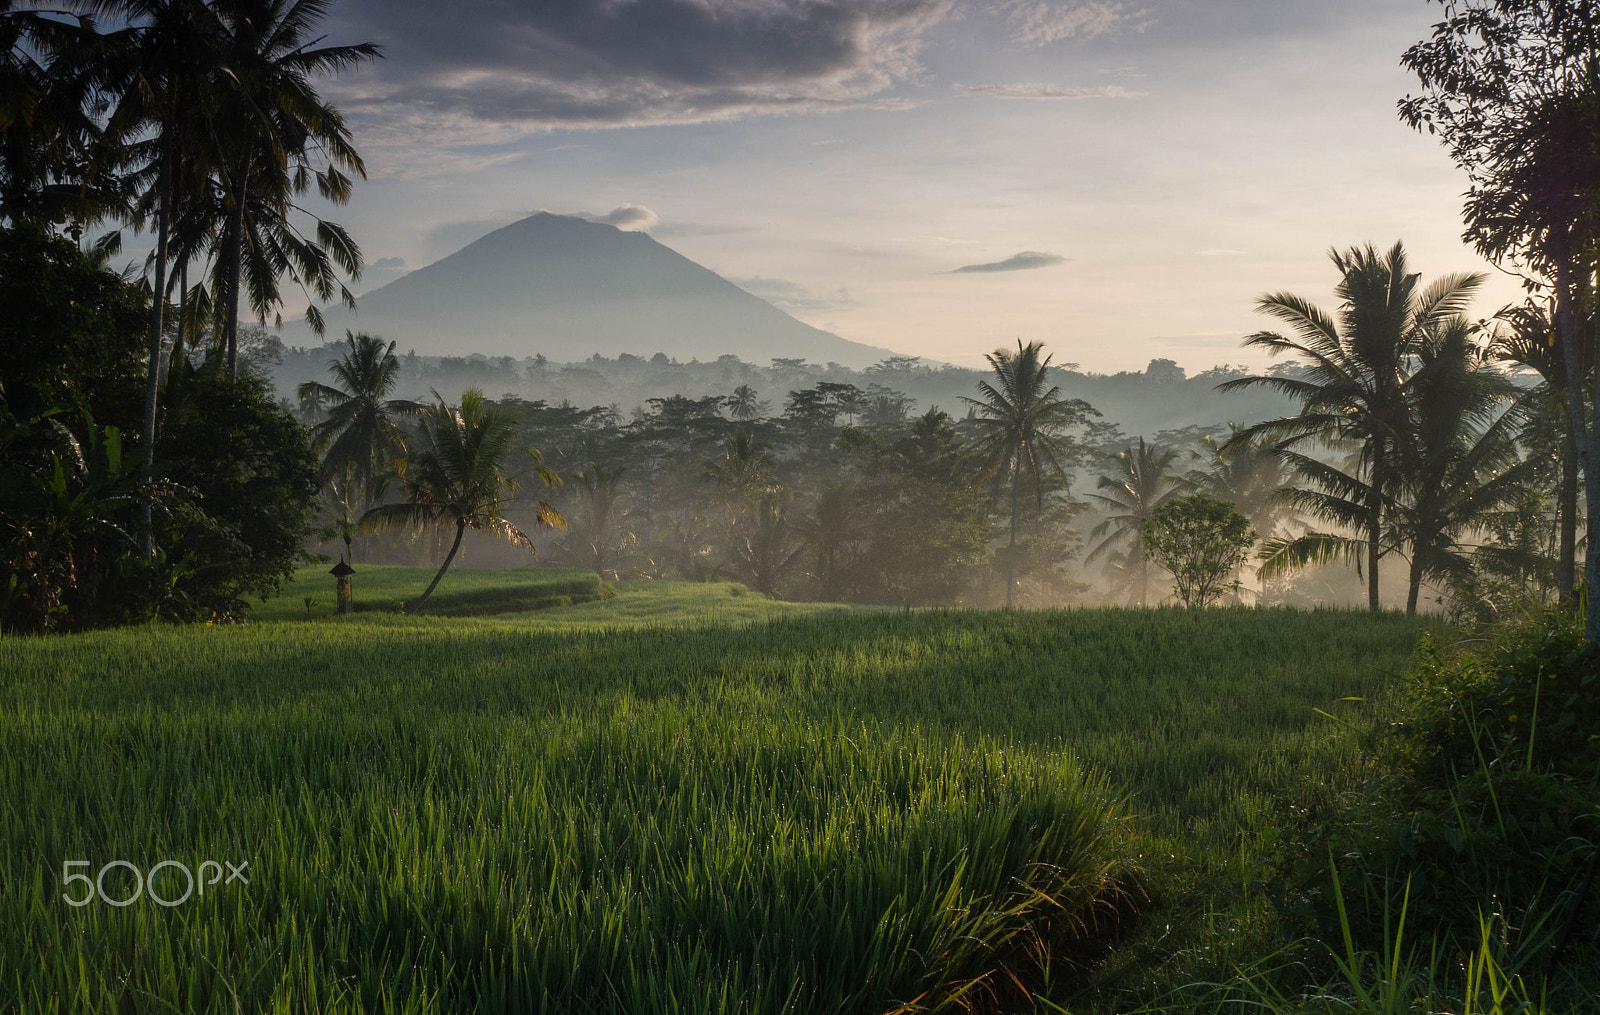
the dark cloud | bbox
[330,0,953,132]
[948,251,1069,274]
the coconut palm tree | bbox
[1188,425,1291,601]
[1389,323,1538,613]
[726,486,804,597]
[360,387,564,613]
[1220,241,1484,611]
[198,0,378,376]
[961,339,1095,608]
[1086,438,1188,606]
[704,425,773,513]
[1489,298,1592,600]
[802,482,858,601]
[297,332,419,514]
[556,462,631,579]
[1193,424,1291,543]
[83,0,222,560]
[726,384,768,421]
[0,7,130,229]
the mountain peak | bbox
[300,216,897,368]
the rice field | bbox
[0,568,1433,1013]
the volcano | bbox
[292,213,900,368]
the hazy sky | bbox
[303,0,1527,372]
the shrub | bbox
[1292,609,1600,983]
[1142,493,1255,608]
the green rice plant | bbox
[0,705,1135,1012]
[0,581,1433,1012]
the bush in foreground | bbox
[1275,607,1600,1004]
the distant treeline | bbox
[283,333,1383,610]
[265,335,1300,445]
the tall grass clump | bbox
[1266,606,1600,1006]
[1150,873,1562,1014]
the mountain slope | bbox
[292,214,901,368]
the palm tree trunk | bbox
[224,162,250,381]
[1005,456,1021,608]
[140,139,172,565]
[170,262,188,382]
[1559,423,1577,602]
[1555,258,1598,638]
[1406,554,1423,615]
[227,186,244,379]
[408,520,465,614]
[1367,450,1383,613]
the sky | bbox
[295,0,1529,373]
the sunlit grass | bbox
[0,582,1432,1012]
[254,564,864,626]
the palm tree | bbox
[802,483,858,601]
[1086,438,1187,606]
[297,332,419,517]
[726,384,767,421]
[84,0,221,560]
[360,387,564,613]
[961,340,1095,608]
[198,0,378,377]
[557,462,630,579]
[1189,425,1291,601]
[726,486,804,597]
[1490,298,1591,601]
[1389,324,1538,613]
[0,7,130,229]
[704,425,773,513]
[1193,425,1290,543]
[1220,241,1484,611]
[1255,444,1382,603]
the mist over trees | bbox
[270,291,1571,617]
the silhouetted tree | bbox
[962,340,1095,608]
[361,388,563,613]
[1221,242,1483,611]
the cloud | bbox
[948,251,1069,274]
[354,256,412,295]
[994,1,1143,47]
[576,204,659,231]
[330,0,955,134]
[731,276,856,313]
[422,217,517,260]
[1195,249,1245,257]
[957,82,1141,100]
